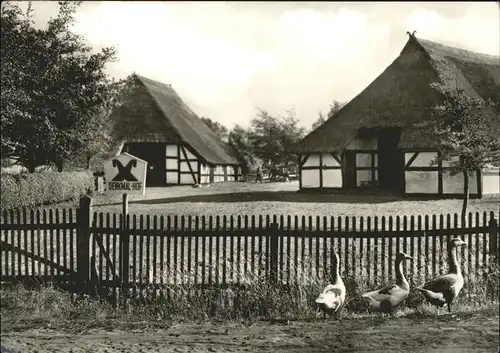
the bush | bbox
[0,170,94,210]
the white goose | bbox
[361,252,412,316]
[416,237,467,316]
[315,249,346,319]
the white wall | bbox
[165,144,200,184]
[322,169,342,187]
[200,164,210,184]
[483,167,500,194]
[166,172,178,184]
[300,153,342,188]
[405,152,438,194]
[301,169,319,188]
[405,171,439,193]
[180,173,194,184]
[166,144,178,184]
[442,171,478,194]
[303,154,320,167]
[322,153,340,167]
[405,152,437,167]
[166,145,178,157]
[166,158,177,170]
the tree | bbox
[279,108,307,167]
[1,1,117,172]
[311,100,346,131]
[326,100,346,119]
[227,125,256,174]
[201,117,229,143]
[248,108,306,169]
[415,82,500,220]
[311,111,326,130]
[75,77,131,169]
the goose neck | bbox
[395,258,408,286]
[331,253,340,283]
[449,245,460,275]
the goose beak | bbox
[405,255,413,261]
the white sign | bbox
[103,152,148,195]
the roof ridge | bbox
[414,36,500,63]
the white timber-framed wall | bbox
[404,150,484,196]
[482,165,500,195]
[166,143,240,185]
[298,153,342,189]
[298,135,380,190]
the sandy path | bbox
[1,313,498,353]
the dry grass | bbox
[1,260,498,333]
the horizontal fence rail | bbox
[1,197,499,304]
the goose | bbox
[361,252,412,316]
[416,237,467,316]
[315,249,346,319]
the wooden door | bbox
[343,151,357,189]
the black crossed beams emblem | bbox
[112,159,138,182]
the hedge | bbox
[0,170,94,210]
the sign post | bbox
[103,152,148,195]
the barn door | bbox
[343,151,357,189]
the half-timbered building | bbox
[294,33,500,197]
[108,74,242,187]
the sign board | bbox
[103,152,148,195]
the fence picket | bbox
[366,216,371,285]
[160,216,165,286]
[222,215,227,285]
[373,216,379,283]
[409,216,415,280]
[194,215,199,284]
[315,216,320,279]
[236,215,242,283]
[294,215,299,282]
[322,216,328,282]
[30,209,36,277]
[42,210,47,278]
[22,209,28,277]
[387,216,392,279]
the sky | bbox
[17,1,500,130]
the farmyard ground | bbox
[1,310,498,353]
[54,181,498,219]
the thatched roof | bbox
[108,75,240,165]
[294,33,500,153]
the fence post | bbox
[76,196,93,292]
[269,222,279,284]
[120,193,130,300]
[489,218,499,266]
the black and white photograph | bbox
[1,1,499,352]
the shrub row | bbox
[0,170,94,210]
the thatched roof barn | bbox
[295,34,499,153]
[293,33,500,196]
[107,74,241,187]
